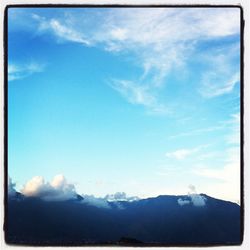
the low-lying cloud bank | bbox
[21,175,78,201]
[104,192,139,202]
[8,175,140,208]
[82,192,140,209]
[82,195,111,209]
[9,176,207,209]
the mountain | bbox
[5,193,242,246]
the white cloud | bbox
[109,79,168,114]
[166,149,195,160]
[188,185,207,206]
[8,62,45,81]
[189,193,207,207]
[109,79,154,106]
[48,19,90,45]
[22,8,240,113]
[82,195,111,209]
[104,192,139,202]
[200,71,240,98]
[199,44,240,98]
[21,174,77,201]
[194,147,240,182]
[169,125,225,139]
[193,147,240,202]
[177,198,190,206]
[177,185,206,207]
[110,27,128,41]
[226,112,240,145]
[98,8,240,89]
[166,145,207,160]
[82,192,139,209]
[32,13,90,45]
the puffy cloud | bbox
[189,193,206,207]
[188,184,196,193]
[21,174,77,201]
[8,177,17,197]
[188,185,207,207]
[177,185,207,207]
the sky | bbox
[8,7,241,202]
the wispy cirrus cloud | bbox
[32,14,91,45]
[225,112,240,145]
[193,147,240,202]
[8,62,45,81]
[199,44,240,98]
[169,125,225,139]
[165,145,208,160]
[169,111,240,140]
[23,8,240,113]
[201,72,240,98]
[109,79,168,114]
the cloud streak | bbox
[8,62,45,81]
[199,44,240,98]
[109,79,168,114]
[17,8,240,113]
[32,14,91,45]
[166,145,207,160]
[169,125,225,139]
[193,146,240,202]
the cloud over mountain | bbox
[21,174,77,201]
[82,192,140,209]
[11,174,139,206]
[8,177,17,197]
[82,195,111,209]
[177,198,191,206]
[104,192,139,202]
[177,185,207,207]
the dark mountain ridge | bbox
[6,193,242,246]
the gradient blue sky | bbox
[8,7,241,202]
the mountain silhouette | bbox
[6,193,241,246]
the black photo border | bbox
[3,4,245,247]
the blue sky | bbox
[8,7,241,202]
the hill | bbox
[6,193,241,246]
